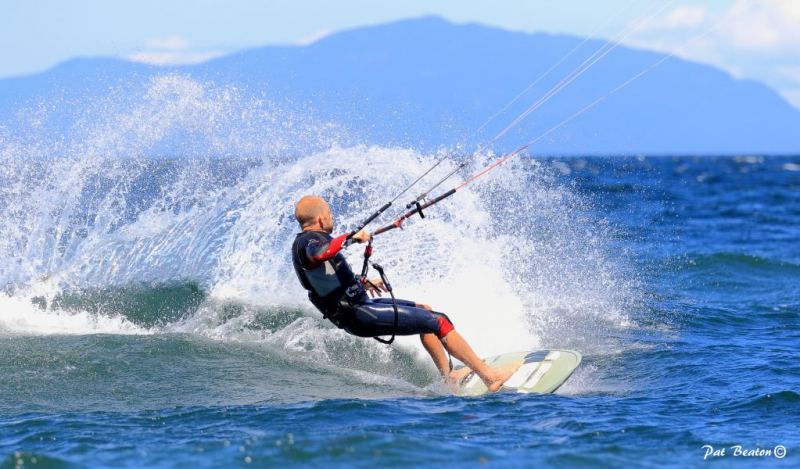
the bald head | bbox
[295,195,333,232]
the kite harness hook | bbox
[359,238,399,345]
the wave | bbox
[0,76,639,394]
[0,293,147,336]
[1,453,73,469]
[0,332,438,413]
[721,390,800,413]
[667,252,800,296]
[677,252,800,272]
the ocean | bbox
[1,78,798,467]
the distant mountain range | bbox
[2,16,799,155]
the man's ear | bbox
[316,214,324,228]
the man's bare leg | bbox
[420,333,482,388]
[441,330,516,392]
[420,334,470,382]
[417,304,455,380]
[420,333,450,377]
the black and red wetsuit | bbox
[291,230,454,339]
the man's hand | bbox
[351,229,371,243]
[366,278,388,297]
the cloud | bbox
[626,1,800,109]
[647,5,708,30]
[782,90,800,109]
[632,1,800,55]
[778,65,800,83]
[721,0,800,51]
[776,65,800,107]
[128,35,222,66]
[128,50,223,66]
[296,29,332,45]
[144,35,190,51]
[664,5,707,28]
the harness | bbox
[357,238,453,371]
[292,232,358,321]
[292,232,399,343]
[359,238,399,344]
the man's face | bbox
[321,205,334,233]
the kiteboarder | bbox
[291,195,515,392]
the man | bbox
[291,195,515,392]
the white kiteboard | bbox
[455,349,581,396]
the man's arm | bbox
[306,234,350,264]
[303,229,371,265]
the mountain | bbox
[2,16,799,155]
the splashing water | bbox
[2,75,797,467]
[0,76,637,382]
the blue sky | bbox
[4,0,799,107]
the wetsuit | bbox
[291,230,454,339]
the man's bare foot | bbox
[484,362,520,393]
[447,366,473,384]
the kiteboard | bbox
[455,349,581,396]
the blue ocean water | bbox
[1,80,798,467]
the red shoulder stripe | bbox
[310,233,349,262]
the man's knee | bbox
[434,312,454,339]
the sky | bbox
[4,0,800,108]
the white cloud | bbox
[625,1,800,109]
[128,50,223,66]
[665,5,707,28]
[722,0,800,50]
[782,89,800,109]
[648,5,708,30]
[778,65,800,82]
[128,35,222,65]
[631,1,800,57]
[776,65,800,107]
[296,29,332,45]
[144,35,189,51]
